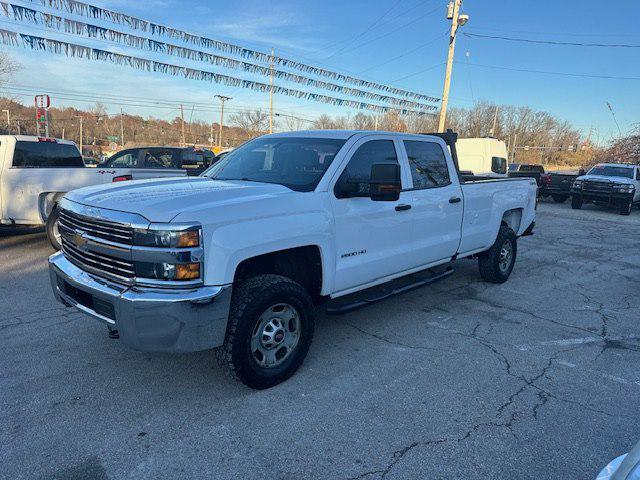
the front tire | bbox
[620,200,633,216]
[217,274,315,389]
[46,207,62,250]
[478,225,517,284]
[571,196,583,210]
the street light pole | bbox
[437,0,468,132]
[215,95,232,151]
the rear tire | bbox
[620,200,633,216]
[552,194,568,203]
[571,196,583,210]
[478,225,517,284]
[217,274,315,389]
[46,207,62,250]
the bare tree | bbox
[229,109,269,138]
[313,114,334,129]
[283,115,308,131]
[379,111,406,132]
[351,112,375,130]
[0,52,19,88]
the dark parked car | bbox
[100,146,216,176]
[508,164,551,193]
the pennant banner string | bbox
[0,28,436,116]
[0,2,437,111]
[23,0,440,104]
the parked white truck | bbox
[0,135,187,249]
[48,130,537,389]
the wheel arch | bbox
[232,245,326,303]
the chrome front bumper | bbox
[49,252,232,352]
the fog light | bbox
[175,263,200,280]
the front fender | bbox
[202,210,335,294]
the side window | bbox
[107,150,137,168]
[491,156,507,174]
[143,149,178,169]
[404,140,451,189]
[636,168,640,180]
[337,140,398,197]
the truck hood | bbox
[578,174,635,184]
[65,177,294,222]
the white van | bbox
[456,138,508,177]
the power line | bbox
[389,62,445,83]
[329,2,445,58]
[0,84,318,121]
[322,0,406,60]
[463,32,640,48]
[357,30,449,74]
[458,61,640,81]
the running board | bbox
[325,267,454,315]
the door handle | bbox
[449,196,461,204]
[395,204,412,211]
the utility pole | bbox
[511,133,518,161]
[490,105,499,136]
[374,116,379,131]
[269,48,275,134]
[437,0,468,132]
[75,115,84,154]
[1,109,9,132]
[180,104,185,146]
[215,95,232,150]
[120,108,125,147]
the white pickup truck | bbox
[48,130,537,389]
[0,135,187,248]
[571,162,640,215]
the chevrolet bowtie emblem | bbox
[73,230,88,248]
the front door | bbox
[330,136,415,293]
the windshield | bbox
[587,165,634,179]
[204,137,346,191]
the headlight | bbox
[132,224,202,283]
[572,179,583,188]
[134,226,200,248]
[614,184,635,193]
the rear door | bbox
[137,148,184,179]
[330,135,415,293]
[402,138,463,264]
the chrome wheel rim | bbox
[251,303,301,368]
[498,241,513,273]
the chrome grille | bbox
[583,180,612,193]
[58,208,134,244]
[61,238,135,281]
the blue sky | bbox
[3,0,639,143]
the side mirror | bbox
[370,162,401,201]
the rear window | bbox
[12,141,83,168]
[519,164,544,173]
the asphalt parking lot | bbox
[1,201,639,480]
